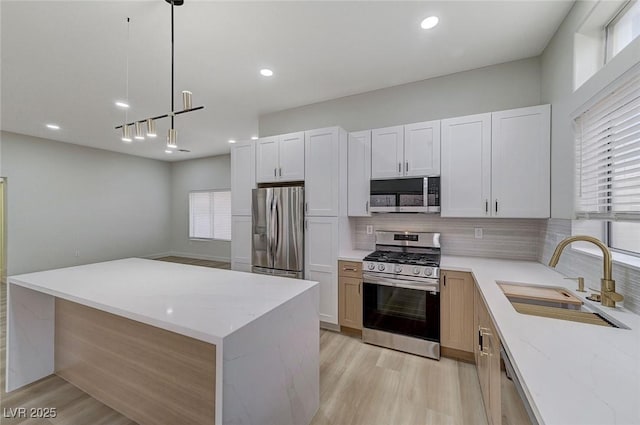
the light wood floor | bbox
[1,263,493,425]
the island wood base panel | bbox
[54,298,216,425]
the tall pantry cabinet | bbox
[230,140,255,272]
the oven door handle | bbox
[363,273,439,292]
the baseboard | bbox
[340,326,362,338]
[441,346,475,364]
[320,321,340,332]
[143,252,174,260]
[164,251,231,263]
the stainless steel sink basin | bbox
[497,281,629,329]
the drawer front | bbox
[338,260,362,278]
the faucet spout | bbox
[548,235,612,281]
[548,235,621,308]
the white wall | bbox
[259,57,541,136]
[0,131,172,275]
[541,1,640,219]
[169,155,231,261]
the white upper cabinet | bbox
[371,126,404,179]
[305,128,340,216]
[404,120,441,177]
[231,140,255,216]
[441,105,551,218]
[441,113,492,217]
[348,130,371,216]
[491,105,550,218]
[255,132,305,183]
[278,132,305,181]
[256,136,279,183]
[371,123,441,179]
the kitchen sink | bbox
[497,281,629,329]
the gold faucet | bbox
[549,235,624,308]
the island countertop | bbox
[441,255,640,425]
[7,257,318,345]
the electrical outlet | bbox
[474,228,483,239]
[366,225,373,235]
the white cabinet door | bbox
[231,141,255,216]
[371,126,404,179]
[305,128,339,216]
[404,120,441,177]
[441,113,492,217]
[305,216,338,325]
[348,130,371,216]
[231,216,252,272]
[278,131,305,181]
[491,105,550,218]
[256,136,279,183]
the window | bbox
[573,67,640,221]
[606,0,640,62]
[608,221,640,253]
[189,190,231,241]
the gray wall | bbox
[541,1,640,219]
[0,131,171,275]
[169,155,231,261]
[259,57,541,136]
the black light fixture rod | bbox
[114,106,205,129]
[170,0,175,130]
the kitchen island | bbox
[5,258,319,425]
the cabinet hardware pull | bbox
[279,167,282,177]
[478,329,483,351]
[274,168,277,177]
[305,202,308,213]
[495,199,498,214]
[366,201,369,213]
[485,199,488,214]
[305,220,308,230]
[358,282,361,295]
[443,275,447,287]
[398,162,401,173]
[343,267,357,272]
[405,162,408,173]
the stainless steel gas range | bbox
[362,231,441,360]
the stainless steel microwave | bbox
[369,177,440,213]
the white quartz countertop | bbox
[441,256,640,425]
[8,258,318,345]
[338,249,372,262]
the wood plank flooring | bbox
[1,260,492,425]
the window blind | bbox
[574,69,640,220]
[189,191,232,240]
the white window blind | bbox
[189,190,232,240]
[574,68,640,220]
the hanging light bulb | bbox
[182,91,192,110]
[146,119,157,138]
[134,122,145,140]
[121,125,132,143]
[167,128,178,149]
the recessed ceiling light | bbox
[46,123,60,130]
[115,101,130,108]
[165,149,173,154]
[251,136,259,140]
[420,16,439,30]
[228,139,236,144]
[260,68,274,77]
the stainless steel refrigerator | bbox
[251,186,304,278]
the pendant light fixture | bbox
[114,0,204,153]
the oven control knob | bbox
[367,263,375,270]
[378,264,385,271]
[424,267,433,276]
[413,267,421,274]
[394,265,402,273]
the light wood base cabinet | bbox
[440,270,475,356]
[475,285,501,425]
[338,261,362,331]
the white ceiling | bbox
[0,0,574,162]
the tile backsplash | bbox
[352,215,640,315]
[352,215,544,261]
[538,219,640,315]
